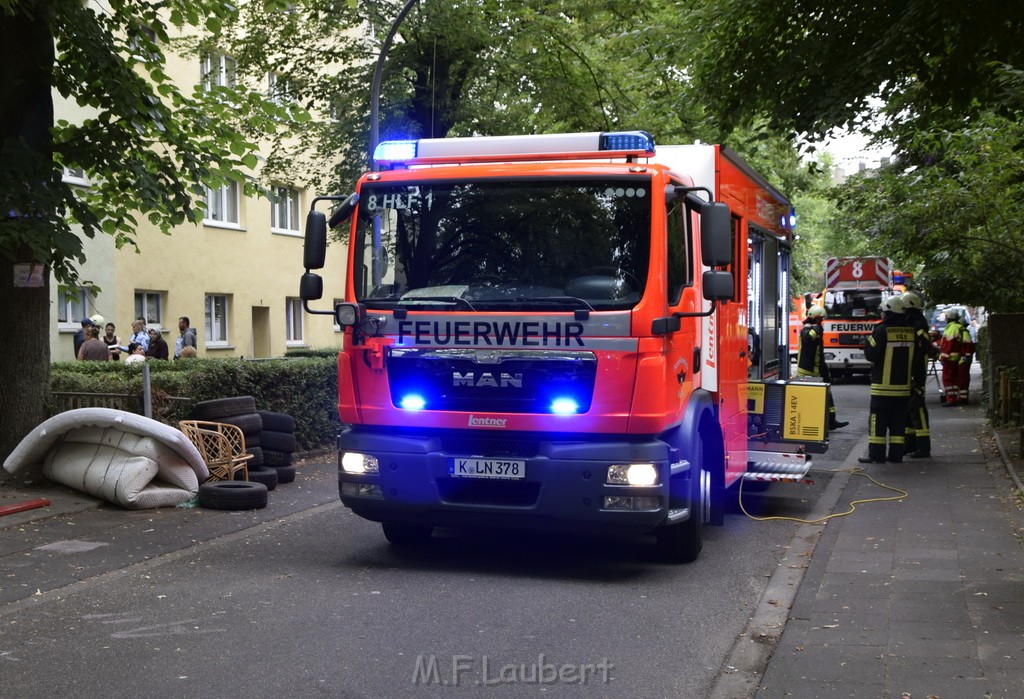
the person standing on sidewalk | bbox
[796,305,848,430]
[938,308,973,406]
[859,296,916,464]
[900,291,934,457]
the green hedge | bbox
[50,357,341,451]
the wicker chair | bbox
[179,420,253,483]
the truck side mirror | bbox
[300,272,323,301]
[304,211,328,270]
[702,270,734,301]
[700,202,732,267]
[328,192,360,228]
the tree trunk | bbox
[0,7,56,467]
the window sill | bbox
[286,341,307,348]
[203,220,245,232]
[271,228,302,238]
[204,344,235,351]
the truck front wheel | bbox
[656,435,707,564]
[382,522,434,546]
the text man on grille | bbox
[859,296,917,464]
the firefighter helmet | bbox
[944,307,960,322]
[806,306,826,319]
[901,291,923,310]
[880,296,905,314]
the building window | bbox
[272,186,301,233]
[268,72,294,104]
[204,181,240,225]
[205,294,229,345]
[58,286,94,328]
[286,297,304,345]
[134,291,163,328]
[200,51,236,90]
[62,166,89,187]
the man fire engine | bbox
[300,131,829,563]
[819,257,902,376]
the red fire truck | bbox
[819,256,902,376]
[300,131,828,563]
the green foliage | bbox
[689,0,1024,149]
[833,112,1024,312]
[285,347,340,358]
[1,0,309,288]
[50,357,341,450]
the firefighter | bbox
[859,296,916,464]
[796,305,847,430]
[938,308,974,406]
[900,291,933,457]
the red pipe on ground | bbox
[0,498,51,517]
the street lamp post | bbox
[369,0,420,172]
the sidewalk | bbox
[754,397,1024,698]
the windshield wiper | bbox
[395,296,477,311]
[476,296,596,317]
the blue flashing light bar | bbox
[372,131,656,167]
[399,394,426,411]
[373,140,418,164]
[599,131,655,153]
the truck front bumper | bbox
[336,427,690,534]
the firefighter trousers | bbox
[941,360,960,404]
[957,359,972,404]
[904,391,930,456]
[868,394,909,462]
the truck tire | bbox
[198,481,268,510]
[245,446,264,467]
[257,410,295,433]
[269,464,296,483]
[244,464,278,491]
[218,412,263,436]
[264,449,292,467]
[382,522,433,546]
[656,434,706,563]
[260,430,297,454]
[192,396,257,420]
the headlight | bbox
[607,463,658,486]
[340,452,379,474]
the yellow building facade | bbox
[49,15,349,361]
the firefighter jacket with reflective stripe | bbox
[864,315,916,397]
[939,321,973,363]
[906,308,932,387]
[797,320,831,381]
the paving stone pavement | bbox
[756,397,1024,698]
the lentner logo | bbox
[469,415,507,428]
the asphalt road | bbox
[0,380,871,698]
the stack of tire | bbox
[257,410,298,484]
[190,395,275,510]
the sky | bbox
[822,130,894,170]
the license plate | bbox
[449,458,526,480]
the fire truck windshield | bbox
[823,289,889,319]
[354,178,651,311]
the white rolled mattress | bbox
[4,408,209,509]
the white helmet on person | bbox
[944,307,960,322]
[900,291,923,310]
[806,306,826,320]
[880,296,905,314]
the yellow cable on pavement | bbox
[738,466,908,524]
